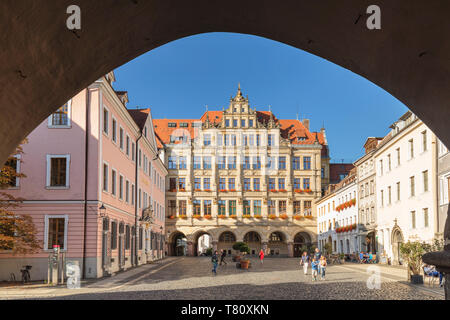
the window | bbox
[233,119,238,127]
[303,178,310,190]
[229,200,236,215]
[193,200,201,215]
[379,160,383,175]
[279,200,286,214]
[253,200,261,215]
[256,134,260,146]
[303,157,311,170]
[179,200,187,215]
[268,134,275,146]
[131,143,135,161]
[269,178,276,190]
[243,156,250,169]
[179,123,188,128]
[423,170,429,192]
[253,178,260,191]
[126,136,130,156]
[4,156,20,187]
[139,227,143,250]
[204,134,211,146]
[268,200,276,215]
[410,176,415,197]
[218,156,226,169]
[228,178,235,190]
[179,157,187,169]
[111,221,117,250]
[231,135,237,146]
[168,123,177,128]
[249,119,254,127]
[294,201,301,214]
[244,178,251,191]
[387,154,391,171]
[380,190,384,206]
[204,178,210,190]
[126,180,130,203]
[243,135,248,146]
[46,217,67,250]
[47,155,70,187]
[422,131,427,152]
[219,178,226,190]
[304,201,312,216]
[119,128,124,150]
[217,134,223,146]
[228,156,236,169]
[218,200,226,216]
[168,156,177,169]
[193,156,201,169]
[396,148,401,166]
[293,157,300,170]
[397,182,401,201]
[225,119,230,127]
[203,157,211,169]
[125,225,130,250]
[103,107,109,134]
[49,102,71,127]
[388,186,391,205]
[178,178,186,190]
[278,156,286,170]
[241,119,246,127]
[253,156,261,169]
[249,135,254,146]
[119,175,124,200]
[411,211,416,229]
[409,139,414,159]
[204,200,212,215]
[243,200,251,215]
[267,156,275,170]
[294,178,301,190]
[111,170,116,196]
[194,178,201,190]
[112,118,117,143]
[278,178,285,190]
[423,208,429,228]
[169,177,177,191]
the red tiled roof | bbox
[329,163,355,184]
[153,110,327,149]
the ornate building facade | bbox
[154,86,330,257]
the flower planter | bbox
[233,255,241,262]
[240,259,250,269]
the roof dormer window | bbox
[168,123,177,128]
[180,123,189,128]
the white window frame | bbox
[48,100,72,129]
[44,215,69,252]
[119,126,124,151]
[119,174,124,200]
[46,154,70,188]
[103,161,109,192]
[111,168,117,197]
[7,154,21,188]
[111,116,118,144]
[126,135,130,157]
[103,106,110,135]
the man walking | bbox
[220,249,227,266]
[212,251,219,275]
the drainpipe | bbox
[134,131,143,266]
[82,88,91,279]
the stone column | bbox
[187,241,194,257]
[287,241,294,257]
[212,240,218,253]
[262,242,268,255]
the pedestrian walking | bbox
[211,251,219,275]
[220,249,227,266]
[319,255,327,280]
[314,248,322,274]
[300,251,310,275]
[259,249,265,264]
[311,257,319,281]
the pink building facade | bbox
[0,72,167,280]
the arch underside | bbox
[0,0,449,165]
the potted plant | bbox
[254,215,263,219]
[232,242,251,269]
[268,214,277,220]
[230,214,237,219]
[280,213,288,220]
[204,215,212,220]
[399,241,429,284]
[294,215,303,220]
[339,253,345,263]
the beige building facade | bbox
[154,86,330,257]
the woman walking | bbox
[300,251,310,275]
[211,251,219,275]
[319,255,327,280]
[259,249,265,264]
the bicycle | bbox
[20,265,32,283]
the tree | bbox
[399,240,440,276]
[0,142,41,254]
[232,242,250,254]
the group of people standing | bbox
[211,249,266,275]
[300,248,327,281]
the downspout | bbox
[134,131,143,266]
[82,88,91,279]
[434,135,440,236]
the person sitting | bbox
[368,252,374,264]
[424,264,443,286]
[359,252,366,264]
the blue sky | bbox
[114,32,408,163]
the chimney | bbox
[302,119,310,130]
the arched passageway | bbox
[169,232,187,257]
[0,1,449,165]
[218,231,236,255]
[293,232,312,257]
[193,232,212,257]
[243,231,262,256]
[391,228,404,265]
[268,232,288,256]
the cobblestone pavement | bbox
[0,257,444,300]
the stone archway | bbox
[0,1,450,165]
[268,231,288,257]
[169,232,187,257]
[293,232,312,257]
[193,231,213,257]
[218,231,237,256]
[391,228,404,265]
[243,231,262,256]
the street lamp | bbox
[99,203,107,218]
